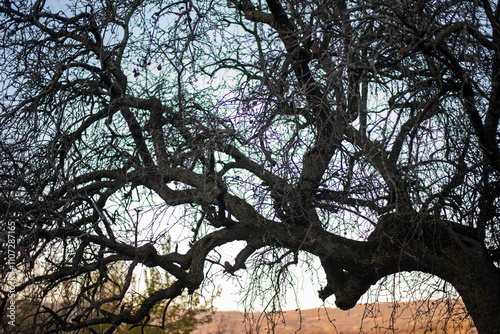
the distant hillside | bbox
[193,299,477,334]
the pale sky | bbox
[211,270,333,312]
[205,243,335,312]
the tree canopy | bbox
[1,0,499,333]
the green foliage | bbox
[81,241,216,334]
[117,266,216,334]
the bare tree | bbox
[0,0,499,333]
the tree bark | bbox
[439,235,500,333]
[305,212,500,333]
[384,215,500,333]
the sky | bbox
[206,243,335,312]
[211,273,330,312]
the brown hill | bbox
[193,299,477,334]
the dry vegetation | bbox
[194,300,476,334]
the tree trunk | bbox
[443,240,500,333]
[460,282,500,333]
[352,214,500,333]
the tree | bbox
[0,0,499,332]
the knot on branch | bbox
[136,243,157,265]
[223,261,241,275]
[368,212,478,254]
[223,244,257,275]
[367,212,423,246]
